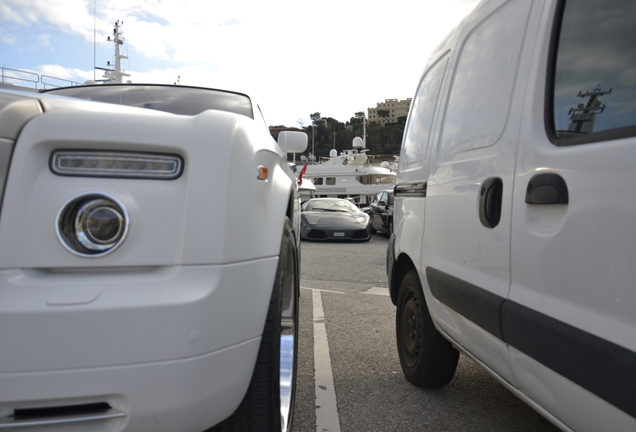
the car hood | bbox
[303,211,368,227]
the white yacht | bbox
[304,138,396,205]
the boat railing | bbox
[315,157,393,170]
[1,67,39,90]
[1,67,82,91]
[41,74,83,89]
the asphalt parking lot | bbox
[292,234,559,432]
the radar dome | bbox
[300,155,307,161]
[329,149,338,158]
[380,161,390,168]
[352,137,363,148]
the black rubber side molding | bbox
[426,266,636,419]
[502,300,636,419]
[426,267,504,339]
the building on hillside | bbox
[368,98,412,126]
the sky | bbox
[0,0,480,127]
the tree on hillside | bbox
[347,111,365,134]
[293,110,404,159]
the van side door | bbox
[507,1,636,430]
[422,0,535,385]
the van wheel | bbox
[388,219,393,234]
[396,270,458,387]
[208,217,299,432]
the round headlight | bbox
[57,192,129,257]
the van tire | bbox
[396,270,459,387]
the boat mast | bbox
[101,20,130,83]
[567,85,611,134]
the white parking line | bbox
[301,287,345,295]
[312,289,341,432]
[359,286,390,296]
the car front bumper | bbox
[0,258,278,431]
[300,225,372,241]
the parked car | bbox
[0,84,307,432]
[368,189,394,234]
[300,198,372,241]
[387,1,636,431]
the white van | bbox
[387,0,636,431]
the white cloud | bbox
[3,0,479,125]
[36,33,51,47]
[0,27,18,45]
[0,1,41,25]
[219,18,241,27]
[35,64,94,87]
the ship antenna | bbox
[100,20,131,83]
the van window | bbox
[551,0,636,143]
[400,55,448,170]
[440,0,530,156]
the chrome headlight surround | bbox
[50,151,183,180]
[56,192,130,258]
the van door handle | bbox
[479,177,503,228]
[525,173,568,204]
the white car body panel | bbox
[0,88,305,431]
[0,96,291,268]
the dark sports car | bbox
[301,198,372,241]
[368,189,394,234]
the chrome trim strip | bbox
[50,151,183,180]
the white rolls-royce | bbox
[0,84,307,432]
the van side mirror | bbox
[278,131,308,154]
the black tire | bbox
[208,217,299,432]
[388,219,393,235]
[396,270,459,387]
